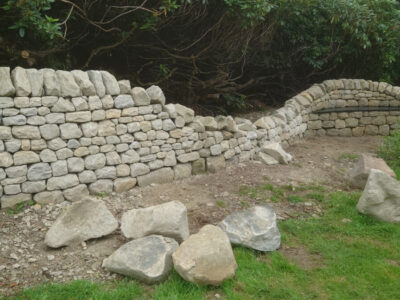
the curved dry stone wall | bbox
[0,67,399,209]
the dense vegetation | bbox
[1,0,400,113]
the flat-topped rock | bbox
[102,235,178,283]
[45,198,118,248]
[121,200,189,242]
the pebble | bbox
[47,255,55,261]
[341,218,352,223]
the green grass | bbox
[216,200,226,208]
[338,153,360,162]
[6,190,400,300]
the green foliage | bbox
[7,200,35,215]
[2,0,61,39]
[224,0,275,26]
[270,0,400,82]
[378,122,400,178]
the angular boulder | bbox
[218,205,281,251]
[357,169,400,223]
[26,68,44,97]
[87,70,106,97]
[45,198,118,248]
[256,152,279,165]
[0,67,15,96]
[172,225,237,286]
[41,68,61,96]
[146,85,166,105]
[56,70,81,97]
[349,154,396,189]
[102,235,178,283]
[11,67,31,96]
[101,70,120,95]
[121,200,189,242]
[71,70,96,96]
[261,142,292,164]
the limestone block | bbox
[0,67,15,96]
[56,70,81,97]
[11,67,31,96]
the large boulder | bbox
[218,205,281,251]
[45,199,118,248]
[261,143,292,164]
[102,235,178,283]
[357,169,400,223]
[172,225,237,286]
[349,154,396,189]
[121,201,189,242]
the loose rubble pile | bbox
[44,198,281,285]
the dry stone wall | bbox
[0,67,399,209]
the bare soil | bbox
[0,136,382,296]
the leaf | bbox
[19,27,25,38]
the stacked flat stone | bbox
[1,66,400,209]
[0,67,259,208]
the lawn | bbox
[5,187,400,300]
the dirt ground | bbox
[0,136,382,297]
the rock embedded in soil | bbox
[172,224,237,286]
[218,205,281,251]
[45,198,118,248]
[349,154,396,189]
[121,200,189,242]
[357,169,400,223]
[102,235,178,284]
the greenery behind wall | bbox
[1,0,400,113]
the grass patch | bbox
[7,189,400,300]
[6,279,144,300]
[378,121,400,179]
[216,200,226,208]
[287,195,306,203]
[338,152,360,162]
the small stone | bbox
[114,95,134,108]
